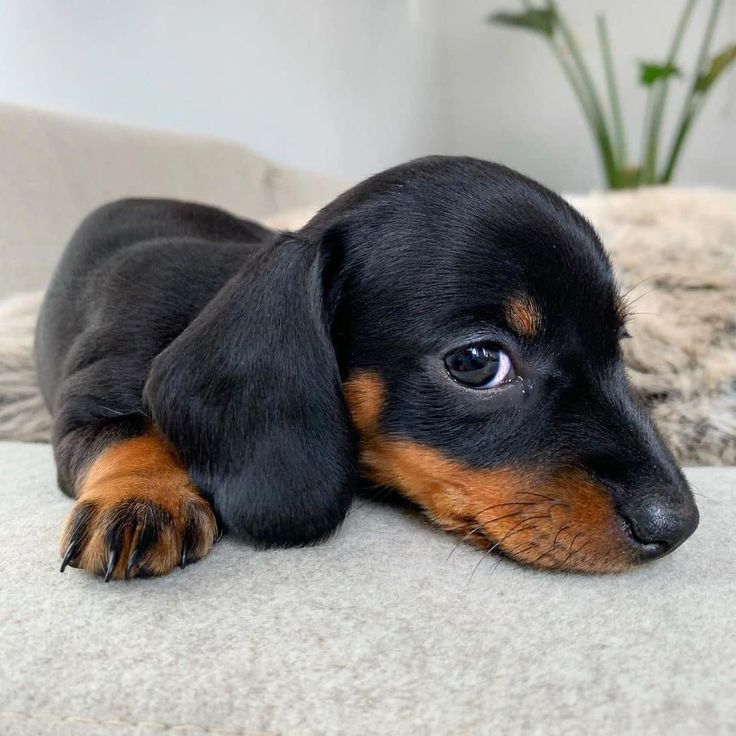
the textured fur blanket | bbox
[1,188,734,465]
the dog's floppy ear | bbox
[144,235,354,546]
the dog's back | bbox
[35,198,272,410]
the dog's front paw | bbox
[59,436,219,581]
[60,488,219,581]
[62,496,218,582]
[60,488,218,580]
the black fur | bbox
[36,156,698,556]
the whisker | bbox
[516,491,558,502]
[532,549,555,566]
[693,492,714,501]
[482,518,547,565]
[470,511,568,584]
[486,518,536,554]
[468,529,541,586]
[562,539,590,570]
[466,515,536,586]
[473,500,539,517]
[619,273,665,302]
[552,525,571,549]
[546,500,571,515]
[449,495,570,569]
[686,478,716,501]
[619,273,670,312]
[486,556,505,583]
[511,542,537,558]
[531,525,571,566]
[445,527,482,563]
[559,532,582,569]
[572,540,589,561]
[623,288,656,309]
[467,547,492,586]
[481,508,527,526]
[689,488,715,502]
[502,514,549,539]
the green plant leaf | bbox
[618,166,642,189]
[695,43,736,92]
[639,61,681,86]
[487,8,557,37]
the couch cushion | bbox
[1,441,733,735]
[0,102,345,296]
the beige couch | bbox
[0,103,734,736]
[0,101,346,298]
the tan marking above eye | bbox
[504,294,541,338]
[343,371,633,573]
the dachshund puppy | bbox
[35,156,699,580]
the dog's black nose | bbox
[622,495,700,560]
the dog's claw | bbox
[125,534,144,580]
[123,508,158,580]
[60,501,96,574]
[103,547,119,582]
[60,540,78,573]
[125,551,138,580]
[180,543,189,569]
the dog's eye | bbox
[444,345,514,388]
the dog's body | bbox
[36,156,699,580]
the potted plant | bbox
[488,0,736,188]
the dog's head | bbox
[146,156,698,572]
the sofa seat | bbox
[1,441,734,735]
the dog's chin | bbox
[456,522,637,574]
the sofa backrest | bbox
[0,102,345,297]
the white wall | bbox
[0,0,444,179]
[0,0,733,191]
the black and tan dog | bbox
[35,156,699,580]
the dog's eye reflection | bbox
[444,345,514,388]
